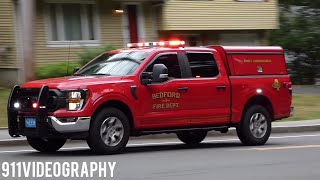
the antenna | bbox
[66,39,72,76]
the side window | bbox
[146,54,182,78]
[186,53,219,78]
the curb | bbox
[1,124,320,146]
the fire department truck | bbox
[7,41,293,154]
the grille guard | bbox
[7,85,49,137]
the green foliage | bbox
[269,1,320,84]
[35,62,81,80]
[35,45,116,79]
[279,0,320,9]
[78,45,115,66]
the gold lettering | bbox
[152,92,181,100]
[243,59,272,63]
[153,103,180,109]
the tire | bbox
[177,131,207,144]
[27,137,66,152]
[236,105,272,146]
[87,108,130,155]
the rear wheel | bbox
[27,137,66,152]
[236,105,271,145]
[177,131,207,144]
[87,108,130,155]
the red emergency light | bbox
[32,102,38,109]
[127,40,185,48]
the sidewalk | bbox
[1,119,320,145]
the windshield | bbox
[75,51,150,76]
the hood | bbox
[21,76,127,90]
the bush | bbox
[36,62,81,80]
[78,45,115,66]
[35,45,116,79]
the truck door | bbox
[179,51,231,126]
[138,52,190,129]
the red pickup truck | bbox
[7,41,293,154]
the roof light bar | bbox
[127,41,185,48]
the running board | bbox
[137,126,229,136]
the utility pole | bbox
[20,0,36,82]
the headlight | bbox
[67,90,88,111]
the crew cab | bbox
[7,41,293,154]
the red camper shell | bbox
[209,46,288,76]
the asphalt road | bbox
[293,86,320,94]
[1,132,320,180]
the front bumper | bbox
[7,85,90,138]
[49,116,90,133]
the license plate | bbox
[25,117,36,128]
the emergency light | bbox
[127,40,185,48]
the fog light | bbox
[13,102,20,109]
[59,118,78,123]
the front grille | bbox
[17,88,67,112]
[18,89,39,112]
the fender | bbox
[232,87,275,124]
[91,92,136,118]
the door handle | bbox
[178,87,189,92]
[216,86,227,91]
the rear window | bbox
[186,53,219,78]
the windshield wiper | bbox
[90,73,112,76]
[73,73,84,76]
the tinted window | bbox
[146,54,182,78]
[186,53,219,78]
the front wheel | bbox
[236,105,271,146]
[87,108,130,155]
[27,137,66,152]
[177,131,207,144]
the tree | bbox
[269,0,320,84]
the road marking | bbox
[273,124,320,128]
[0,147,88,154]
[270,134,320,139]
[0,139,26,142]
[1,133,320,154]
[252,145,320,151]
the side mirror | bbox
[152,64,168,83]
[73,67,80,74]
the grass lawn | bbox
[284,94,320,121]
[0,88,10,127]
[0,88,319,127]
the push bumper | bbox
[7,85,90,138]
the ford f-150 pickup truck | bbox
[7,41,293,154]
